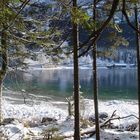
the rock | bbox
[89,115,95,122]
[110,124,119,129]
[89,113,108,122]
[1,118,18,125]
[104,138,109,140]
[116,129,124,132]
[99,112,108,120]
[130,135,138,139]
[114,137,120,140]
[125,123,138,131]
[41,117,57,124]
[119,124,124,130]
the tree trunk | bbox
[72,0,80,139]
[0,29,8,122]
[93,0,100,139]
[134,6,140,140]
[0,81,3,123]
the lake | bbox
[4,68,138,100]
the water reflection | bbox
[5,69,137,100]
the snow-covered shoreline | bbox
[0,92,138,140]
[21,55,137,72]
[18,65,136,73]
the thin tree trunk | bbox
[134,6,140,140]
[0,29,8,122]
[72,0,80,139]
[0,81,3,123]
[93,0,100,139]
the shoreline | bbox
[0,91,138,140]
[3,90,138,119]
[15,64,137,72]
[3,88,138,104]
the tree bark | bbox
[0,81,3,123]
[0,29,8,122]
[72,0,80,139]
[93,0,100,139]
[134,6,140,140]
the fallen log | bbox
[62,110,138,139]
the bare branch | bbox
[62,111,138,139]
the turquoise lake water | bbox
[4,68,138,100]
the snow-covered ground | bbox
[0,91,138,140]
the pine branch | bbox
[122,0,140,34]
[77,0,119,57]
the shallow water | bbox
[4,68,138,100]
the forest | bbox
[0,0,140,140]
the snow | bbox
[24,58,38,65]
[22,54,137,71]
[0,93,138,140]
[84,100,138,128]
[3,100,67,121]
[86,130,138,140]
